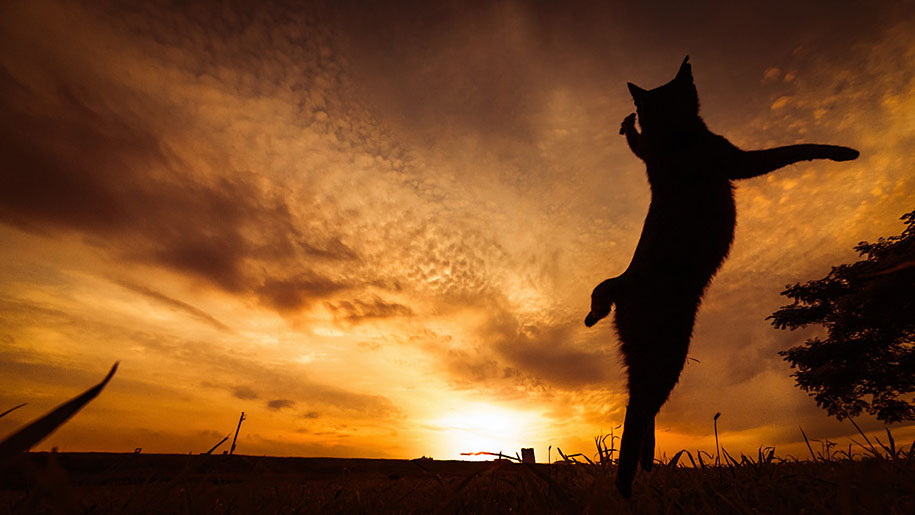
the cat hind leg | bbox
[616,349,687,497]
[640,416,655,472]
[615,405,650,498]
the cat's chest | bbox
[645,162,722,188]
[642,132,723,169]
[646,172,735,221]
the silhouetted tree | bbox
[770,211,915,423]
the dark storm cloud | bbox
[325,296,413,323]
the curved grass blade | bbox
[0,362,118,466]
[667,449,686,468]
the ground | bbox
[1,451,913,513]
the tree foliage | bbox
[770,211,915,423]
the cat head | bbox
[627,56,699,133]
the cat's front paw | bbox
[829,146,859,161]
[620,113,637,135]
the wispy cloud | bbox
[116,281,233,332]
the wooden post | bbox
[230,412,246,455]
[521,448,535,464]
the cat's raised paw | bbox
[620,113,637,135]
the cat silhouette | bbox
[585,56,858,498]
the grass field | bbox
[2,366,913,513]
[1,444,913,514]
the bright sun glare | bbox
[430,404,538,461]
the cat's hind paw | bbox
[615,475,633,499]
[585,277,619,327]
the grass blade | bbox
[886,427,897,459]
[668,449,686,468]
[713,412,721,467]
[721,448,739,468]
[799,426,818,463]
[0,362,118,466]
[684,450,698,468]
[845,416,883,460]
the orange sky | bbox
[1,0,913,462]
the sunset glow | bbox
[430,403,540,461]
[1,0,913,463]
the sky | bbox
[1,0,913,462]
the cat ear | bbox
[627,82,646,102]
[676,56,693,83]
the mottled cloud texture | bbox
[1,0,913,459]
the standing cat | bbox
[584,57,858,498]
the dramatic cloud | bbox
[1,0,913,460]
[0,0,379,317]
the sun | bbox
[428,403,538,461]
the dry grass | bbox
[1,433,913,514]
[1,368,913,513]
